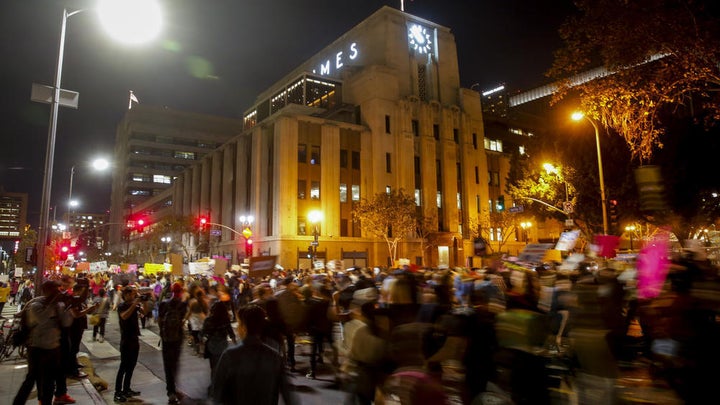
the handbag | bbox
[89,314,101,326]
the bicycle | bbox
[0,316,26,361]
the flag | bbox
[128,90,139,110]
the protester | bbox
[211,304,297,405]
[201,299,236,387]
[92,288,111,343]
[13,280,73,405]
[114,285,145,403]
[274,276,306,372]
[158,282,189,405]
[185,288,209,356]
[0,281,10,317]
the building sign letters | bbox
[313,42,359,76]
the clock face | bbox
[408,24,432,54]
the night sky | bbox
[0,0,574,230]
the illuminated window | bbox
[415,189,421,206]
[484,138,503,152]
[340,183,347,203]
[436,192,442,208]
[153,175,171,184]
[351,185,360,201]
[298,180,306,199]
[174,151,195,160]
[310,181,320,200]
[310,145,320,165]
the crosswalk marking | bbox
[81,335,120,358]
[138,328,162,350]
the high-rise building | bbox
[122,6,508,269]
[108,105,243,246]
[0,191,27,240]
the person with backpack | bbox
[13,280,73,405]
[158,283,188,405]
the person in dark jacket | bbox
[211,304,297,405]
[202,300,236,384]
[158,282,189,405]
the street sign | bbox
[508,206,524,213]
[563,201,574,214]
[311,240,319,246]
[210,229,221,236]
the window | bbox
[412,120,419,137]
[298,218,307,235]
[310,145,320,165]
[484,138,503,152]
[352,151,360,170]
[436,192,442,208]
[472,133,477,149]
[310,181,320,200]
[385,115,391,133]
[132,173,148,182]
[385,153,391,173]
[341,219,348,237]
[351,185,360,201]
[298,180,306,199]
[457,192,462,209]
[386,185,391,194]
[415,189,421,206]
[453,128,459,143]
[340,183,348,203]
[153,175,172,184]
[298,144,307,163]
[340,149,348,168]
[476,195,480,213]
[433,124,439,140]
[475,167,479,184]
[519,145,526,155]
[174,151,195,160]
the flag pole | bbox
[128,90,133,110]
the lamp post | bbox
[33,2,161,289]
[624,225,636,251]
[66,157,110,225]
[308,210,323,262]
[520,221,532,244]
[572,112,608,235]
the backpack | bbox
[12,296,41,347]
[160,300,185,342]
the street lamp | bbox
[520,221,532,244]
[34,2,161,289]
[571,111,608,235]
[624,224,636,251]
[308,210,323,262]
[66,157,110,224]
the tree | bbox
[14,226,38,272]
[353,189,418,265]
[470,209,520,254]
[415,208,438,266]
[549,0,720,162]
[144,215,197,262]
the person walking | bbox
[202,299,236,388]
[158,282,189,405]
[92,288,111,342]
[211,304,298,405]
[0,281,10,317]
[185,288,209,356]
[13,280,73,405]
[113,285,145,403]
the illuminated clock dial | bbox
[408,24,432,54]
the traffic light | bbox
[496,195,505,212]
[307,246,313,259]
[609,199,619,233]
[245,238,253,257]
[198,216,208,230]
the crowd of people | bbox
[8,250,720,404]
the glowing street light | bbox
[520,221,532,244]
[571,111,608,235]
[308,210,323,261]
[625,224,637,251]
[35,1,162,288]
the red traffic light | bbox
[200,217,207,225]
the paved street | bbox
[0,302,346,404]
